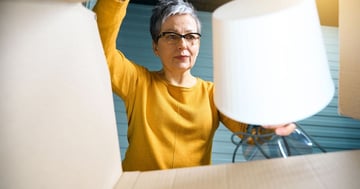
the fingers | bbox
[276,123,296,136]
[262,123,297,136]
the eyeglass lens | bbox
[158,32,201,45]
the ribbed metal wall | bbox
[106,3,360,164]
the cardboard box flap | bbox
[0,1,122,188]
[339,0,360,120]
[114,171,141,189]
[115,150,360,189]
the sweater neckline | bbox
[154,71,200,91]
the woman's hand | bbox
[261,123,296,136]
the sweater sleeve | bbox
[219,112,248,136]
[220,113,275,144]
[93,0,138,99]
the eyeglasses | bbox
[157,32,201,45]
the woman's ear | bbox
[152,42,159,56]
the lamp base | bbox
[231,123,326,162]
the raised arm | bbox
[93,0,128,56]
[93,0,138,99]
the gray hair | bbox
[150,0,202,43]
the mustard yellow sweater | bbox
[94,0,247,171]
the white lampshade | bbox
[212,0,335,125]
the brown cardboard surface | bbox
[339,0,360,120]
[114,172,140,189]
[0,2,122,189]
[115,150,360,189]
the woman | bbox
[93,0,295,171]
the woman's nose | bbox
[177,38,188,49]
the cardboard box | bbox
[339,0,360,120]
[114,150,360,189]
[0,2,122,188]
[2,1,359,189]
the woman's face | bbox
[153,14,200,75]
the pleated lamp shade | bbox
[212,0,335,125]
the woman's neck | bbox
[160,69,197,88]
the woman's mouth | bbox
[174,55,189,61]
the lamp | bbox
[212,0,334,125]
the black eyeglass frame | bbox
[156,31,202,43]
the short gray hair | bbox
[150,0,202,43]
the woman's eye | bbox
[166,34,179,40]
[185,34,196,40]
